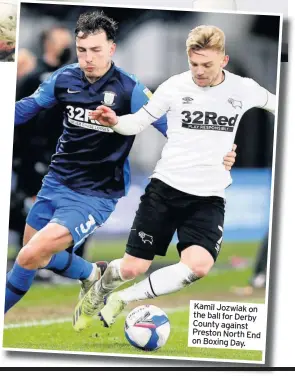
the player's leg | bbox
[53,192,120,330]
[73,241,108,297]
[5,214,106,314]
[23,224,100,284]
[98,250,207,328]
[5,185,56,313]
[5,222,73,313]
[100,245,213,328]
[22,175,101,283]
[73,178,176,331]
[43,186,117,295]
[99,195,225,327]
[84,253,152,300]
[6,223,38,282]
[73,253,153,330]
[5,175,111,313]
[97,180,181,328]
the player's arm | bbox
[261,91,276,115]
[15,97,44,125]
[130,81,167,137]
[15,68,61,126]
[247,78,276,115]
[90,81,171,136]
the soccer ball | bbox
[124,305,170,351]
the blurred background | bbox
[9,3,281,296]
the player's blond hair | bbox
[186,25,225,55]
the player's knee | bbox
[17,244,41,269]
[120,264,144,279]
[17,244,53,269]
[190,257,214,278]
[182,258,213,279]
[181,245,215,279]
[120,259,150,280]
[190,262,213,279]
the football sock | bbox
[5,262,37,313]
[95,259,133,295]
[45,251,93,280]
[118,262,199,303]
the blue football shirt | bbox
[15,62,167,198]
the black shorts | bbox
[126,178,225,262]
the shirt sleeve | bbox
[30,68,60,108]
[15,68,61,125]
[245,78,276,115]
[113,79,171,136]
[15,97,44,126]
[262,91,276,115]
[142,80,172,119]
[130,80,167,137]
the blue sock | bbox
[5,262,37,313]
[45,251,93,280]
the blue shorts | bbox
[26,173,118,252]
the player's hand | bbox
[223,144,237,171]
[89,105,118,127]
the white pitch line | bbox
[4,317,72,329]
[4,306,188,330]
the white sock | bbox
[95,259,133,295]
[118,262,199,304]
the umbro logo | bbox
[228,98,243,109]
[182,96,194,104]
[67,88,81,94]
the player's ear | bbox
[221,54,229,68]
[110,42,116,56]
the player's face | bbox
[188,49,229,87]
[76,31,116,83]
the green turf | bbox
[3,241,264,363]
[3,309,262,361]
[85,240,259,264]
[7,240,258,264]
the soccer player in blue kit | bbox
[5,11,236,314]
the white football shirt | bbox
[114,69,276,198]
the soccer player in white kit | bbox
[73,25,276,331]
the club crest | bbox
[101,91,116,106]
[228,98,243,109]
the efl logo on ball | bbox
[124,305,170,351]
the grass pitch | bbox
[3,241,265,363]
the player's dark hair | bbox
[75,11,118,41]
